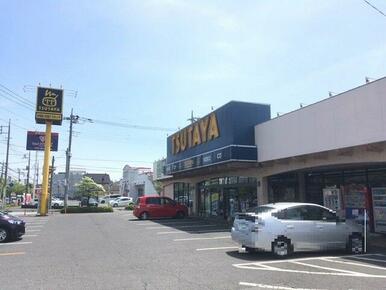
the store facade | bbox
[163,101,270,221]
[161,77,386,232]
[255,77,386,233]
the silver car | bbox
[231,202,364,257]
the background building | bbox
[52,170,85,198]
[120,165,157,199]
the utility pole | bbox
[64,109,78,213]
[25,152,31,195]
[1,119,10,209]
[49,156,54,211]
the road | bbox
[1,210,386,290]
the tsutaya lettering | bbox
[172,113,220,155]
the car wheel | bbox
[176,211,185,219]
[0,227,9,243]
[348,233,364,254]
[53,203,59,208]
[272,237,292,257]
[244,246,256,253]
[140,212,149,220]
[113,203,118,207]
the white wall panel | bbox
[256,77,386,162]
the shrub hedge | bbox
[60,207,113,214]
[125,204,135,211]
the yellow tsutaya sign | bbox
[172,113,220,155]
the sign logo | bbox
[35,87,63,125]
[26,131,59,151]
[172,113,220,155]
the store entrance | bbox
[223,188,238,221]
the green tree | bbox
[6,181,25,196]
[74,177,105,206]
[153,180,163,195]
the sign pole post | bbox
[39,121,52,216]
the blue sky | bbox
[0,0,385,181]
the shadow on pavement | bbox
[128,216,231,234]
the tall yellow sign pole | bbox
[39,121,52,216]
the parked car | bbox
[21,198,39,209]
[133,195,188,219]
[51,198,64,208]
[80,197,98,207]
[0,211,25,242]
[109,197,134,207]
[231,202,364,257]
[99,194,122,204]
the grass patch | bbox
[60,206,113,214]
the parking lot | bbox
[1,210,386,289]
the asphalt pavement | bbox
[0,210,386,290]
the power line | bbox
[0,91,34,111]
[362,0,386,18]
[0,84,35,107]
[88,118,176,132]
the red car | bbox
[133,196,188,220]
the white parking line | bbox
[174,236,230,241]
[349,256,386,263]
[0,242,32,246]
[147,224,218,230]
[26,229,41,232]
[239,282,326,290]
[23,235,38,238]
[26,222,46,225]
[290,261,362,275]
[157,231,186,235]
[0,252,25,257]
[27,225,43,228]
[233,254,386,278]
[321,258,386,270]
[196,246,238,251]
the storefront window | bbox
[197,176,257,219]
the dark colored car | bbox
[0,211,26,243]
[80,197,98,207]
[133,195,188,220]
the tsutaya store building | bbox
[163,77,386,233]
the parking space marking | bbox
[349,256,386,263]
[196,246,238,251]
[290,261,362,275]
[233,254,386,278]
[26,222,46,225]
[27,225,43,228]
[147,224,218,230]
[174,236,230,241]
[239,282,326,290]
[26,229,41,232]
[157,231,186,235]
[321,258,386,270]
[0,252,25,257]
[0,242,32,246]
[23,235,38,238]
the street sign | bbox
[26,131,59,151]
[35,87,63,125]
